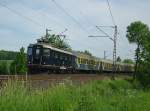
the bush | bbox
[9,47,27,75]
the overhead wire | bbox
[51,0,91,35]
[13,0,71,38]
[106,0,116,26]
[106,0,128,60]
[78,11,111,37]
[0,2,45,29]
[77,2,115,57]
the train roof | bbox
[74,51,134,66]
[28,43,134,66]
[30,43,74,56]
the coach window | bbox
[81,58,83,64]
[43,48,50,56]
[85,59,87,64]
[78,58,80,63]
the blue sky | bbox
[0,0,150,60]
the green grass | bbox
[0,79,150,111]
[0,60,13,74]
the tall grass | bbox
[0,79,150,111]
[0,60,13,74]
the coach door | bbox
[32,45,42,64]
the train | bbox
[27,43,134,74]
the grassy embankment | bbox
[0,79,150,111]
[0,60,13,74]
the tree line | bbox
[0,50,18,60]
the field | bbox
[0,79,150,111]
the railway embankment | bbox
[0,78,149,111]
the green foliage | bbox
[0,60,13,74]
[117,56,121,62]
[1,80,150,111]
[83,50,92,56]
[10,47,27,74]
[0,48,27,75]
[0,50,18,60]
[38,34,72,51]
[126,21,149,45]
[126,21,150,87]
[123,59,134,64]
[126,21,149,69]
[78,50,93,56]
[127,21,150,84]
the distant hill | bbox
[0,50,19,60]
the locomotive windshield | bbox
[27,47,32,56]
[35,48,40,55]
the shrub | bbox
[10,47,27,75]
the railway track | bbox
[0,74,108,81]
[0,74,131,88]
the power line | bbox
[39,11,67,29]
[96,26,111,37]
[8,0,68,30]
[106,0,116,25]
[0,2,45,29]
[51,0,90,35]
[78,11,112,38]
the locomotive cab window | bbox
[36,48,40,55]
[43,48,50,56]
[27,47,32,56]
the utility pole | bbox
[89,25,118,79]
[104,50,106,59]
[112,25,117,79]
[46,28,51,38]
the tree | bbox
[123,59,134,64]
[137,31,150,88]
[10,47,27,74]
[126,21,150,79]
[38,34,72,51]
[84,50,92,56]
[0,50,18,60]
[116,56,121,62]
[0,61,9,74]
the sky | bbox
[0,0,150,60]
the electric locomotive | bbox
[27,43,77,73]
